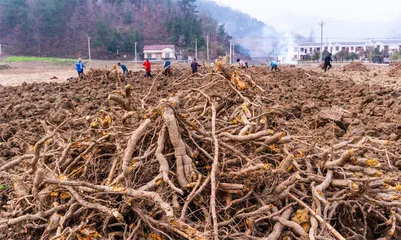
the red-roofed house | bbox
[143,45,175,60]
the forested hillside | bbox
[197,0,277,59]
[0,0,230,59]
[197,1,276,38]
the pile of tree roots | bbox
[1,65,400,240]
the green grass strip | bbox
[4,56,76,64]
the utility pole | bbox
[229,39,232,64]
[0,44,2,56]
[206,35,209,61]
[195,40,198,59]
[319,20,326,61]
[273,48,275,60]
[87,37,91,60]
[232,37,235,61]
[134,42,138,62]
[297,36,300,63]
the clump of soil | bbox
[389,62,401,77]
[343,62,370,72]
[0,64,11,70]
[0,66,400,240]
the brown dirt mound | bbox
[389,61,401,77]
[0,66,400,239]
[343,62,370,72]
[0,64,11,70]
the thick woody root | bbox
[157,94,197,188]
[0,66,400,240]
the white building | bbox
[288,40,401,60]
[330,42,367,55]
[143,45,175,60]
[372,40,401,54]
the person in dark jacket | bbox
[118,63,128,77]
[191,59,201,74]
[324,53,333,72]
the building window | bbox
[165,53,170,58]
[384,45,389,50]
[147,54,152,59]
[324,47,328,51]
[300,48,304,52]
[316,47,320,52]
[351,47,354,51]
[336,46,340,51]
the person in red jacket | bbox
[143,59,152,78]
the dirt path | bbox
[0,60,146,86]
[0,69,75,86]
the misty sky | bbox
[212,0,401,40]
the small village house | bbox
[143,45,175,60]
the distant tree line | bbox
[0,0,230,59]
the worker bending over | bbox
[163,58,172,76]
[270,60,278,71]
[118,63,128,77]
[237,59,248,69]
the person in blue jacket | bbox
[270,60,278,71]
[118,62,128,77]
[75,58,85,78]
[162,58,172,76]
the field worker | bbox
[324,53,333,72]
[162,58,172,76]
[191,58,201,74]
[237,58,247,69]
[118,62,128,77]
[270,60,278,71]
[143,58,152,78]
[75,58,85,78]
